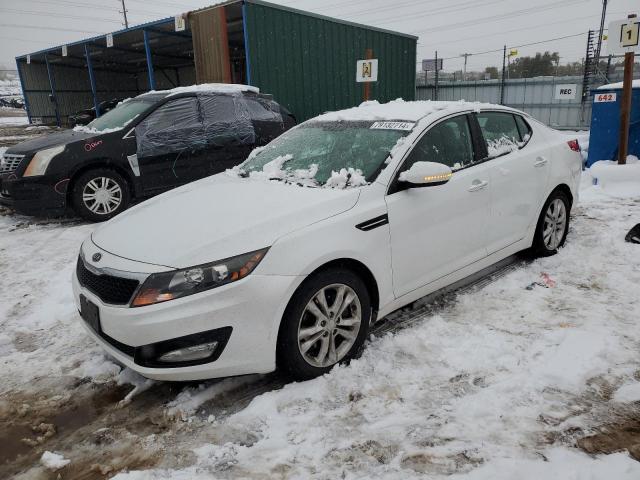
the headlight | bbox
[131,248,269,307]
[23,145,65,177]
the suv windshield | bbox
[86,99,155,131]
[241,121,412,186]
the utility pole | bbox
[618,13,637,165]
[500,45,506,105]
[434,50,439,100]
[119,0,129,29]
[594,0,608,70]
[460,53,471,81]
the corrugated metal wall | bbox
[190,7,232,84]
[416,76,592,130]
[20,61,142,125]
[244,1,416,121]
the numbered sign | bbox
[26,54,30,64]
[594,92,617,103]
[106,33,114,48]
[356,59,378,83]
[62,45,68,57]
[607,18,640,55]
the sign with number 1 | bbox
[607,18,640,55]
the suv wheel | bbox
[71,169,130,222]
[533,190,570,256]
[277,268,371,380]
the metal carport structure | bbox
[16,17,196,126]
[17,0,417,126]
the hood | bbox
[92,174,360,269]
[6,129,94,155]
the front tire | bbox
[532,190,570,256]
[71,169,130,222]
[277,268,371,380]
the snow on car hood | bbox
[91,173,360,269]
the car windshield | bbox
[86,99,155,131]
[240,121,413,186]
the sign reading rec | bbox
[554,84,577,100]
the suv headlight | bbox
[23,145,65,177]
[131,248,269,307]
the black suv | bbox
[0,86,296,221]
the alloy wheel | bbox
[82,177,122,215]
[297,283,362,368]
[542,198,567,250]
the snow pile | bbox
[73,124,124,135]
[590,156,640,197]
[231,155,367,189]
[613,382,640,403]
[40,451,70,471]
[315,98,495,123]
[324,167,368,188]
[449,449,639,480]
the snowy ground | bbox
[1,138,640,478]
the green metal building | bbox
[17,0,417,125]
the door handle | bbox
[468,180,488,192]
[534,156,548,167]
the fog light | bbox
[157,341,219,363]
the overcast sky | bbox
[0,0,637,72]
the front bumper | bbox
[72,247,303,381]
[0,173,69,216]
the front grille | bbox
[0,154,25,174]
[76,257,140,305]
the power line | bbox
[416,31,591,65]
[409,0,585,36]
[1,7,122,24]
[0,23,105,35]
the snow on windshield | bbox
[234,120,412,188]
[228,154,367,189]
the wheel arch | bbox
[296,258,380,317]
[66,159,136,205]
[551,183,573,209]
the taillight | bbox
[567,139,580,152]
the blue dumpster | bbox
[587,81,640,167]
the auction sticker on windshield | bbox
[370,121,415,131]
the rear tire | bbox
[532,190,570,256]
[277,268,371,381]
[71,169,130,222]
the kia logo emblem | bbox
[92,253,102,262]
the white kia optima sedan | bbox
[73,100,582,381]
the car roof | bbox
[312,99,521,125]
[136,83,260,101]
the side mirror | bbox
[398,161,452,188]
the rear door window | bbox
[403,115,475,172]
[245,97,282,122]
[476,111,525,158]
[514,115,532,143]
[199,94,256,147]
